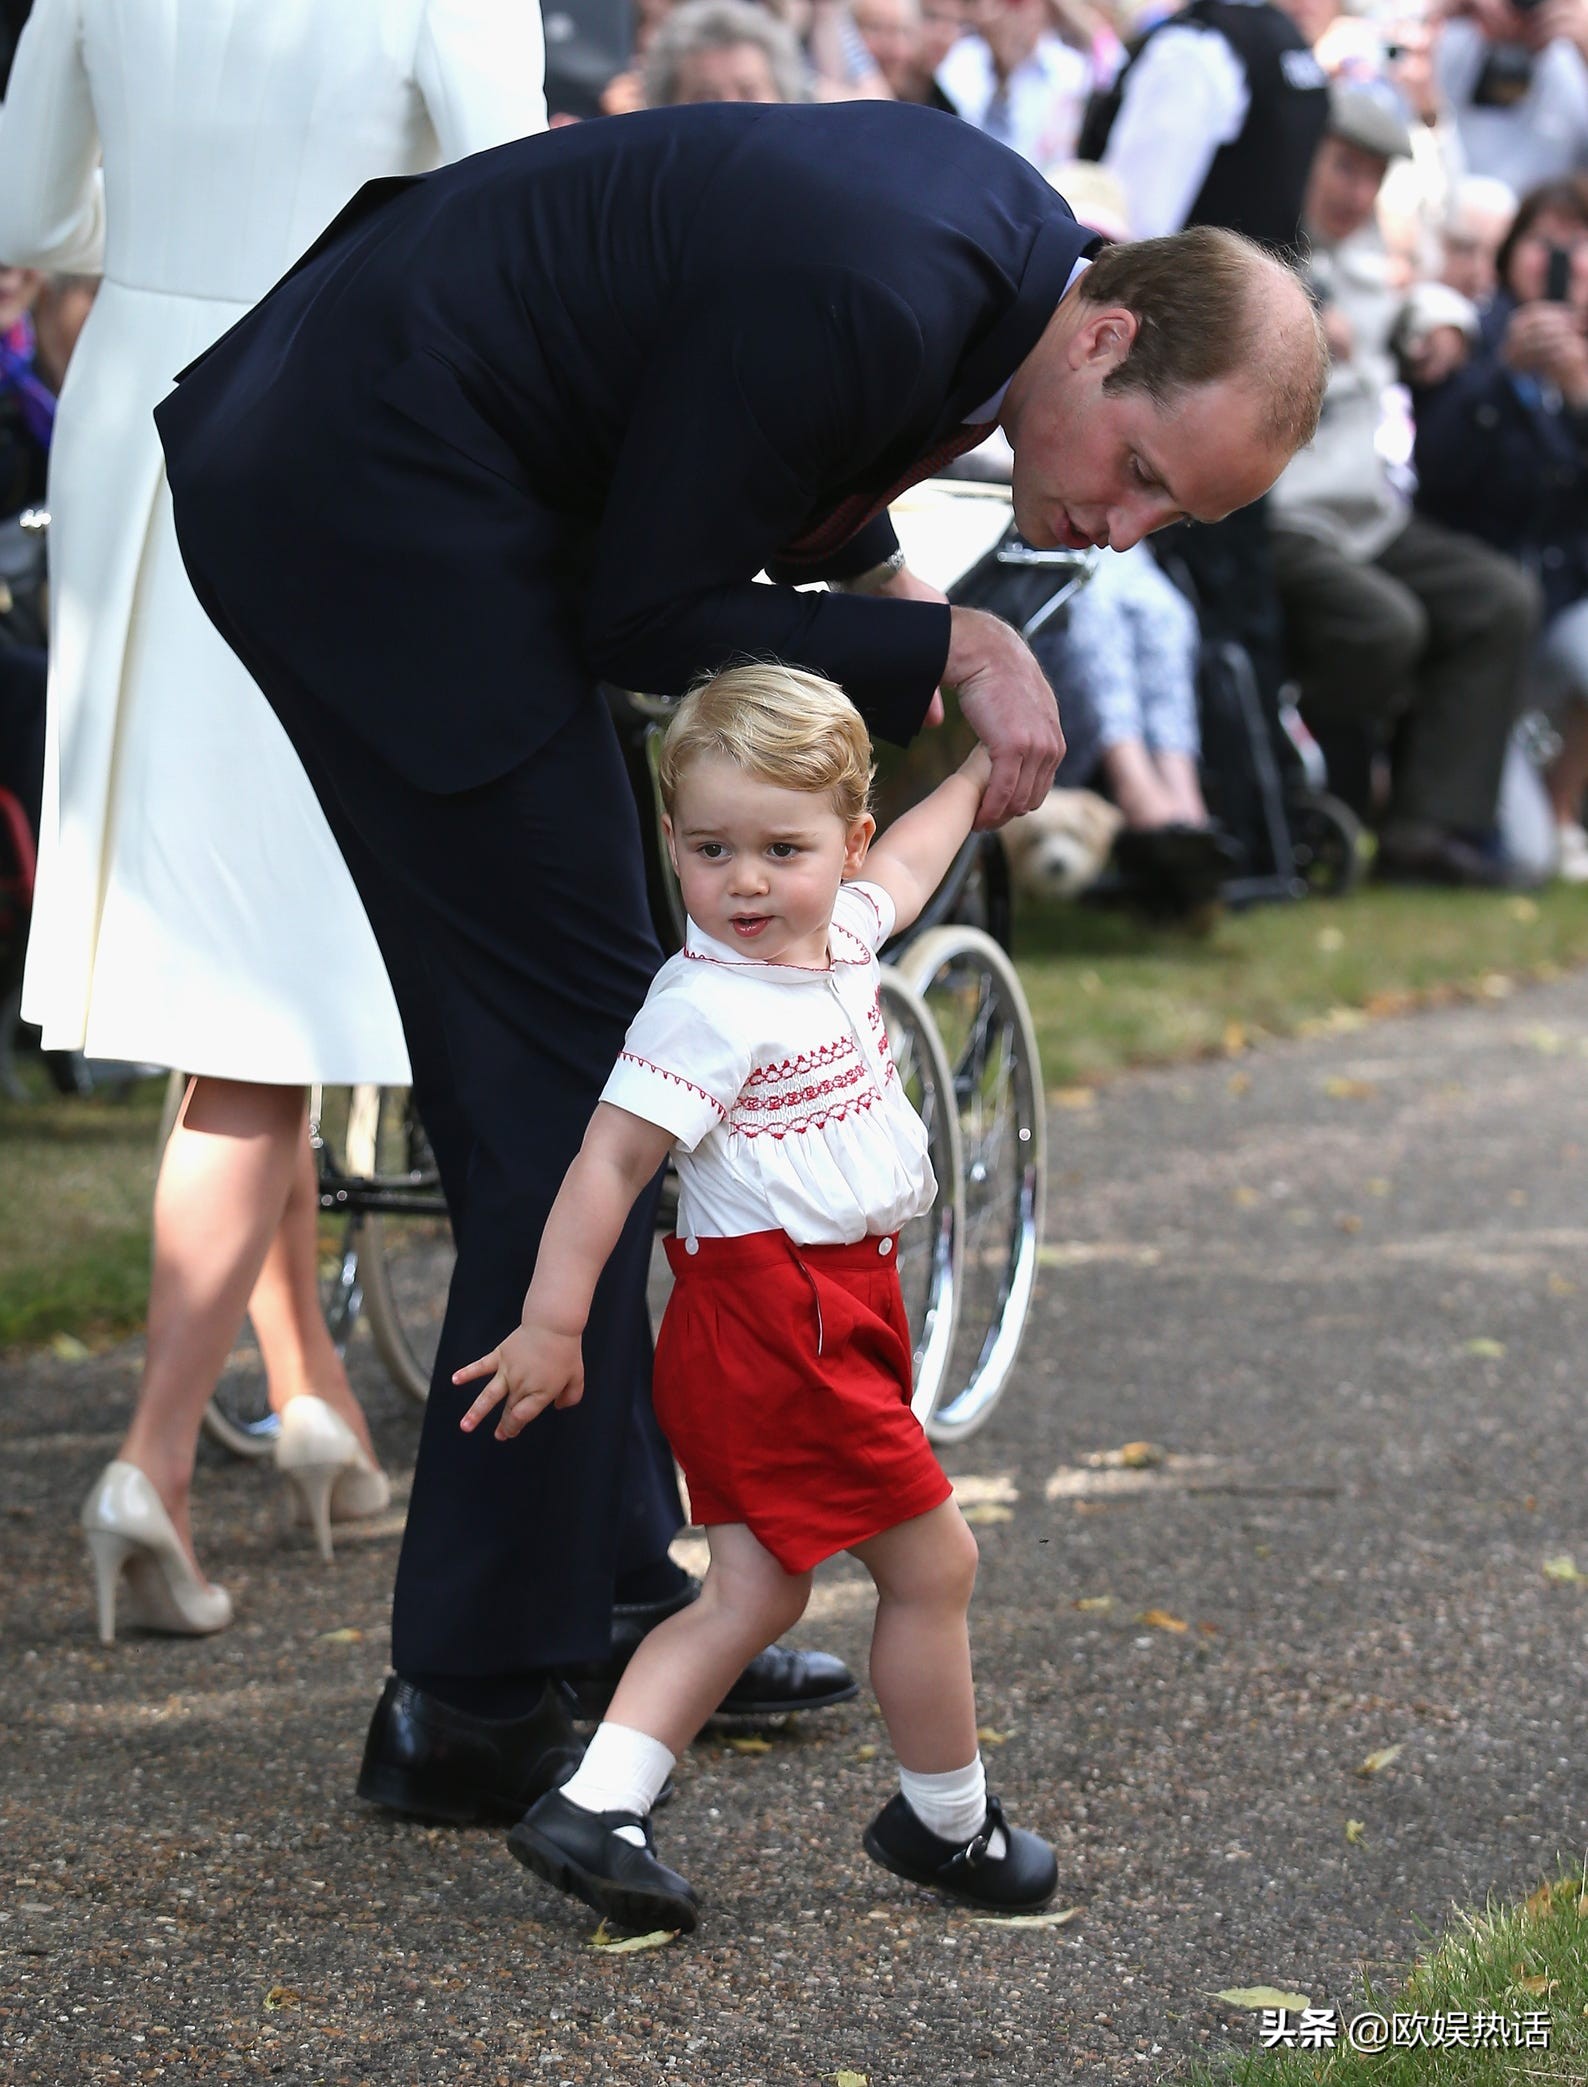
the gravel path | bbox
[5,972,1587,2085]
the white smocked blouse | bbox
[601,881,936,1245]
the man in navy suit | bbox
[156,101,1324,1835]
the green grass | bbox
[6,883,1588,1351]
[0,1070,166,1349]
[1186,1868,1588,2085]
[1014,883,1588,1090]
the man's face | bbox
[1304,135,1389,247]
[671,41,783,102]
[854,0,922,95]
[1004,318,1292,553]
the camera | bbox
[1546,244,1573,301]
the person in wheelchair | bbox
[456,664,1057,1933]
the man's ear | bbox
[1069,305,1140,376]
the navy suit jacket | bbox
[156,102,1092,792]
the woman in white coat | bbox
[0,0,545,1640]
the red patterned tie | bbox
[774,419,998,573]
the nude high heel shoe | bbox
[81,1462,234,1647]
[274,1395,391,1563]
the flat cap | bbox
[1326,81,1413,161]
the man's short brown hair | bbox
[1077,226,1327,453]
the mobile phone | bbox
[1546,244,1573,302]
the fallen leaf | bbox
[1365,1178,1391,1197]
[1577,1893,1588,1919]
[590,1922,678,1954]
[1480,973,1514,1000]
[1223,1021,1246,1054]
[1137,1610,1189,1633]
[1227,1072,1251,1096]
[1083,1442,1164,1470]
[724,1735,773,1754]
[1509,898,1540,924]
[263,1987,300,2011]
[49,1333,90,1361]
[1315,927,1344,953]
[316,1627,363,1644]
[1323,1077,1377,1100]
[1345,1820,1366,1845]
[961,1504,1013,1526]
[1072,1596,1113,1613]
[971,1906,1080,1929]
[1336,1214,1363,1235]
[976,1725,1013,1746]
[1525,1885,1556,1920]
[1052,1087,1096,1111]
[1232,1185,1261,1208]
[1460,1338,1506,1359]
[834,2072,869,2086]
[1517,1976,1556,1997]
[854,1744,877,1763]
[1357,1745,1403,1778]
[1523,1027,1565,1055]
[1548,1274,1577,1298]
[1543,1555,1586,1584]
[1213,1987,1311,2012]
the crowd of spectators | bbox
[7,0,1588,913]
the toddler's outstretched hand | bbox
[960,742,995,796]
[454,1321,585,1439]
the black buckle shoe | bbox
[862,1793,1058,1911]
[356,1675,583,1825]
[508,1788,699,1933]
[562,1578,859,1720]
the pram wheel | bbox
[1287,788,1364,898]
[893,927,1044,1443]
[878,971,964,1430]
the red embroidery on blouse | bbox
[734,1062,870,1114]
[730,1092,882,1138]
[744,1038,857,1087]
[615,1052,727,1118]
[867,991,898,1086]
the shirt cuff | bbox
[601,1052,728,1152]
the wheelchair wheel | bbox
[893,927,1045,1443]
[193,1079,366,1460]
[1288,788,1364,898]
[346,1083,454,1404]
[878,970,964,1427]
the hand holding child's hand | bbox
[454,1321,585,1439]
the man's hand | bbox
[1502,300,1588,406]
[454,1321,585,1440]
[942,605,1065,826]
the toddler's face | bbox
[663,754,874,969]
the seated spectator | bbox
[854,0,965,104]
[1435,0,1588,192]
[644,0,809,102]
[1414,175,1588,879]
[1269,84,1540,886]
[936,0,1111,168]
[0,264,50,518]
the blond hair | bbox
[657,662,874,823]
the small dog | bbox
[1001,790,1124,902]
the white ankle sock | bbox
[899,1756,1006,1857]
[559,1722,676,1847]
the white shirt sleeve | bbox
[416,0,548,161]
[1101,25,1250,239]
[836,879,897,953]
[0,0,105,275]
[600,970,754,1152]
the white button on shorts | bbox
[685,1237,700,1255]
[878,1236,893,1256]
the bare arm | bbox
[454,1101,674,1439]
[863,745,993,939]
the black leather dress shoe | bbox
[356,1675,584,1824]
[563,1578,859,1720]
[863,1793,1058,1912]
[1374,824,1519,890]
[509,1787,699,1933]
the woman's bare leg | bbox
[244,1129,376,1461]
[604,1523,812,1755]
[1153,749,1210,827]
[851,1499,980,1772]
[116,1077,307,1575]
[1545,699,1588,829]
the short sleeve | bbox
[835,879,896,955]
[600,970,754,1152]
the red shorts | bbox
[655,1229,953,1574]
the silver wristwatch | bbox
[831,547,907,596]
